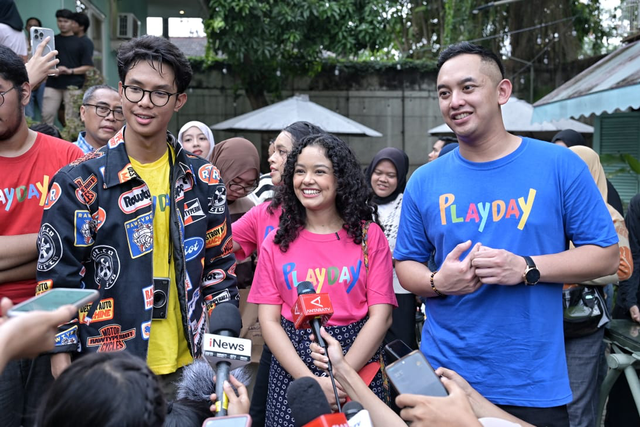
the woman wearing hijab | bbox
[564,146,632,427]
[210,137,260,289]
[553,129,624,216]
[178,121,215,160]
[365,147,417,350]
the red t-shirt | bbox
[0,132,83,303]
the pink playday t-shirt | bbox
[249,223,397,325]
[232,202,281,261]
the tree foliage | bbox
[204,0,615,108]
[206,0,392,108]
[383,0,613,62]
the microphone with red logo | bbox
[291,281,342,412]
[287,377,349,427]
[291,281,334,350]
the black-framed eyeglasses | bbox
[228,180,258,194]
[122,84,179,107]
[83,103,125,121]
[0,86,18,107]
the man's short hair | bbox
[72,13,90,32]
[437,42,505,80]
[439,136,458,146]
[117,36,193,94]
[55,9,74,20]
[30,123,62,138]
[0,45,29,88]
[82,84,118,104]
[27,17,43,27]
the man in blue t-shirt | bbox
[394,42,619,427]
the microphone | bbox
[342,401,373,427]
[287,377,349,427]
[291,281,342,412]
[203,304,252,417]
[291,281,334,349]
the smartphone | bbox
[29,27,57,73]
[8,288,99,317]
[385,350,448,397]
[385,339,413,362]
[201,415,252,427]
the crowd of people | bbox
[1,4,640,427]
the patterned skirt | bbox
[265,317,388,427]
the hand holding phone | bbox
[385,350,448,397]
[29,27,57,76]
[8,289,99,317]
[0,297,76,366]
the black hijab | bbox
[0,0,23,31]
[365,147,409,205]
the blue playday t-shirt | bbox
[394,138,618,407]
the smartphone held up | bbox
[29,27,57,75]
[385,348,449,397]
[8,288,99,317]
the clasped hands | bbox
[435,240,527,296]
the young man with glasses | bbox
[36,36,239,399]
[0,45,83,427]
[75,85,124,153]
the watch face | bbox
[526,268,540,284]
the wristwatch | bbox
[522,256,540,286]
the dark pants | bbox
[0,355,54,427]
[249,345,272,427]
[384,293,418,350]
[565,327,606,427]
[497,404,570,427]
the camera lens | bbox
[38,31,43,38]
[153,290,167,308]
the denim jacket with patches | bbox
[36,127,238,359]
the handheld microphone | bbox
[203,304,251,417]
[287,377,349,427]
[342,401,373,427]
[291,281,342,411]
[291,281,334,349]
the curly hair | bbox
[274,133,378,252]
[267,121,326,215]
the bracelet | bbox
[430,270,445,297]
[71,69,74,75]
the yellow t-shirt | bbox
[130,148,193,375]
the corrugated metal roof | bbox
[532,40,640,123]
[429,96,593,135]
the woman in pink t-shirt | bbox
[231,121,326,427]
[248,133,397,427]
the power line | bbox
[468,15,577,43]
